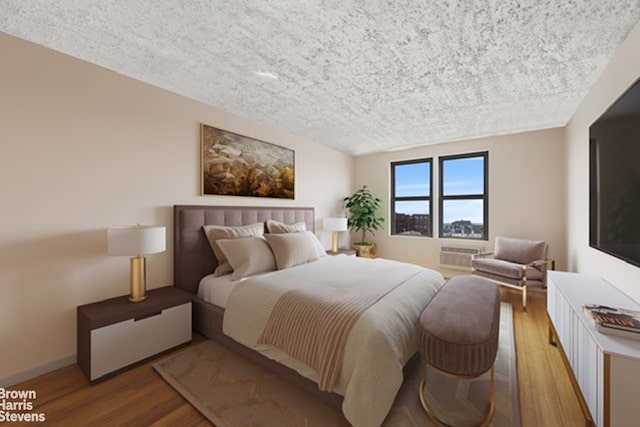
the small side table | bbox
[326,249,356,257]
[77,286,192,384]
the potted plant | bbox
[343,185,385,258]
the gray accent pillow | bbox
[264,231,320,270]
[265,219,306,234]
[217,236,276,280]
[202,223,264,275]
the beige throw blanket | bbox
[223,256,444,427]
[258,263,418,391]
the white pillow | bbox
[308,231,328,258]
[202,223,264,275]
[266,219,306,234]
[217,237,277,280]
[264,231,320,270]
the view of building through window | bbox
[391,152,487,239]
[391,159,432,236]
[439,152,487,239]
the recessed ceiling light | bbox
[254,71,279,79]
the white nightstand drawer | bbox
[90,302,191,380]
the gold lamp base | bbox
[129,256,148,302]
[331,231,340,253]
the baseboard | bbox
[0,354,77,388]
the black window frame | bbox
[438,151,488,240]
[390,158,433,237]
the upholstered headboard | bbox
[173,205,315,294]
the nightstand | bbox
[77,286,192,384]
[326,249,356,256]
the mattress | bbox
[196,273,239,308]
[223,255,444,427]
[196,255,341,308]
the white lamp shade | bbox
[107,225,166,256]
[323,217,348,232]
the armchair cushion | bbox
[472,258,544,281]
[494,237,547,265]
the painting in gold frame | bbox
[200,124,295,199]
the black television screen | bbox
[589,77,640,267]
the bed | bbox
[173,204,444,426]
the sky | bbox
[395,156,485,224]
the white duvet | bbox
[223,255,444,427]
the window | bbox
[439,152,488,240]
[391,158,433,237]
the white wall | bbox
[566,20,640,302]
[0,33,353,383]
[353,128,566,270]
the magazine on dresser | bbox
[582,304,640,340]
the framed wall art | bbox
[200,124,295,199]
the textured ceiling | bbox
[1,1,640,155]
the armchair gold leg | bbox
[522,285,527,312]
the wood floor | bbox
[7,287,586,426]
[503,287,586,427]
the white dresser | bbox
[547,271,640,427]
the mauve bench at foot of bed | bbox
[415,275,501,427]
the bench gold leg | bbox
[486,365,495,426]
[418,362,495,427]
[419,363,446,427]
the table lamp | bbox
[322,217,348,253]
[107,224,166,302]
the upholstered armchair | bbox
[471,237,555,311]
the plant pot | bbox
[353,243,377,258]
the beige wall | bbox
[566,20,640,302]
[353,128,567,271]
[0,33,353,383]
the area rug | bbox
[154,303,519,426]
